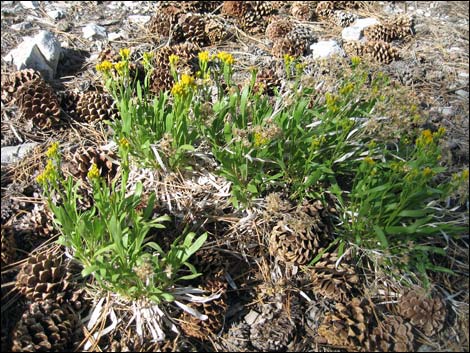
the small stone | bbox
[82,23,107,40]
[20,1,39,9]
[439,107,453,117]
[56,21,71,32]
[1,143,39,164]
[455,90,469,99]
[3,42,54,80]
[244,310,261,326]
[458,72,469,79]
[47,9,65,20]
[11,22,32,31]
[32,31,62,73]
[309,40,344,59]
[352,18,379,30]
[128,15,151,24]
[342,26,363,41]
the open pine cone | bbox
[16,203,55,238]
[75,91,118,122]
[1,69,42,105]
[239,1,276,34]
[317,297,373,350]
[266,18,294,41]
[291,1,315,21]
[15,249,75,303]
[396,289,447,337]
[174,13,209,46]
[364,40,400,64]
[11,300,76,352]
[16,77,61,130]
[179,278,228,340]
[315,1,336,20]
[369,315,415,352]
[148,3,184,40]
[269,200,332,265]
[309,251,360,302]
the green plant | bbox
[331,127,465,283]
[36,141,207,303]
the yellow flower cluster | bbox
[142,51,153,66]
[46,142,59,159]
[120,137,130,148]
[87,163,101,180]
[351,56,362,67]
[171,74,196,97]
[364,156,375,166]
[283,54,295,68]
[339,82,355,96]
[216,51,234,65]
[422,167,433,177]
[36,159,56,185]
[119,48,131,60]
[169,54,179,66]
[253,131,269,147]
[325,92,339,113]
[114,61,127,76]
[198,51,210,63]
[96,60,113,73]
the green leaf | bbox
[185,232,208,260]
[373,225,388,248]
[397,209,431,218]
[81,265,99,277]
[247,183,258,194]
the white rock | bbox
[3,42,54,80]
[32,31,61,73]
[352,17,379,30]
[11,22,32,31]
[19,1,39,9]
[82,23,107,40]
[128,15,151,24]
[47,9,65,20]
[342,26,363,41]
[455,90,469,98]
[458,72,469,78]
[309,40,344,59]
[244,310,260,325]
[342,18,379,41]
[108,31,124,41]
[1,143,39,164]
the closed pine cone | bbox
[317,297,373,350]
[309,251,360,302]
[369,315,415,352]
[265,19,294,41]
[11,299,76,352]
[76,91,118,122]
[179,278,228,340]
[396,289,446,337]
[16,77,61,130]
[1,69,42,105]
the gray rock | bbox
[82,23,107,40]
[128,15,151,24]
[455,90,469,99]
[1,143,39,164]
[309,40,344,59]
[352,17,379,30]
[20,1,39,9]
[341,25,363,41]
[3,41,54,80]
[244,310,261,326]
[47,9,65,20]
[439,107,454,117]
[32,31,61,73]
[11,22,33,31]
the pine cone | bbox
[369,315,414,352]
[59,90,81,120]
[16,77,61,130]
[149,67,175,94]
[97,46,121,63]
[15,249,75,302]
[271,37,305,58]
[254,67,281,95]
[291,1,315,21]
[205,17,231,45]
[1,226,16,266]
[364,41,399,64]
[221,1,247,18]
[219,321,251,352]
[317,297,373,350]
[364,24,399,42]
[193,248,227,281]
[343,41,366,57]
[148,4,184,40]
[179,278,228,340]
[309,251,360,302]
[1,69,42,105]
[76,91,118,122]
[66,145,119,184]
[17,203,55,238]
[269,201,332,265]
[315,1,335,20]
[394,14,414,38]
[286,25,317,48]
[396,289,446,337]
[333,10,357,27]
[174,13,209,46]
[11,300,76,352]
[239,1,275,34]
[266,19,294,41]
[249,294,299,351]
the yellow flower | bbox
[423,167,433,177]
[217,51,234,65]
[120,137,130,148]
[46,142,59,159]
[283,54,295,67]
[142,51,154,65]
[364,157,375,166]
[119,48,131,60]
[87,163,101,180]
[463,169,469,180]
[434,126,446,139]
[37,160,56,184]
[114,61,127,76]
[96,60,113,73]
[169,54,179,66]
[198,51,210,63]
[339,82,355,96]
[253,131,269,147]
[171,82,185,97]
[180,74,195,87]
[351,56,361,67]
